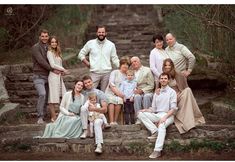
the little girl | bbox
[86,93,110,137]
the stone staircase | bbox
[0,123,234,154]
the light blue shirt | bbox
[120,79,137,99]
[150,85,178,113]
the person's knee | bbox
[137,112,145,119]
[38,91,46,98]
[158,123,167,131]
[94,119,103,126]
[134,94,142,101]
[144,93,152,100]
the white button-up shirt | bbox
[78,38,120,74]
[150,85,178,113]
[149,48,169,79]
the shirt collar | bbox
[169,42,178,49]
[96,38,106,45]
[160,85,169,93]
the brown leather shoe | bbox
[149,151,161,158]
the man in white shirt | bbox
[165,33,195,77]
[137,72,177,159]
[78,25,120,92]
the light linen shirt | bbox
[150,85,177,113]
[120,79,137,99]
[165,42,195,73]
[78,38,119,74]
[149,48,169,79]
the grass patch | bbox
[165,139,233,152]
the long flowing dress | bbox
[169,73,205,134]
[41,91,84,138]
[47,50,66,103]
[105,69,126,105]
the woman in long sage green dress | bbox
[41,80,85,138]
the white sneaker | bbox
[110,122,118,126]
[149,151,161,158]
[135,119,141,125]
[104,123,111,129]
[80,131,87,139]
[95,144,102,154]
[37,118,45,124]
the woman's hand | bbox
[155,88,160,95]
[68,112,75,116]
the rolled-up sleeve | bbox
[78,42,90,61]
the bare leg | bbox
[48,103,57,122]
[108,104,115,123]
[114,104,122,123]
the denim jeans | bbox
[33,74,49,119]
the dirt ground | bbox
[1,150,235,160]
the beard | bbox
[97,35,106,41]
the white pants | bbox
[80,105,104,144]
[137,111,174,151]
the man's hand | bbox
[157,116,167,127]
[53,69,62,75]
[134,88,143,95]
[88,103,96,111]
[181,70,191,77]
[130,96,134,102]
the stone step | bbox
[0,124,234,153]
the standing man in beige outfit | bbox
[165,33,196,77]
[78,25,120,92]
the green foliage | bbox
[41,5,93,49]
[162,5,235,66]
[165,140,186,152]
[165,139,230,152]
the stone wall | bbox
[1,63,87,113]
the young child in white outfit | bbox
[86,93,110,138]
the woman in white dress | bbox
[105,57,130,125]
[149,34,169,88]
[47,36,69,122]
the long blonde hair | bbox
[162,58,176,79]
[48,36,62,58]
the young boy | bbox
[86,93,110,138]
[120,70,137,125]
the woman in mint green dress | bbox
[41,80,85,138]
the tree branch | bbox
[176,5,235,33]
[13,6,46,42]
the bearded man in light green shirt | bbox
[165,33,195,77]
[78,25,120,92]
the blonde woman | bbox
[47,36,69,122]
